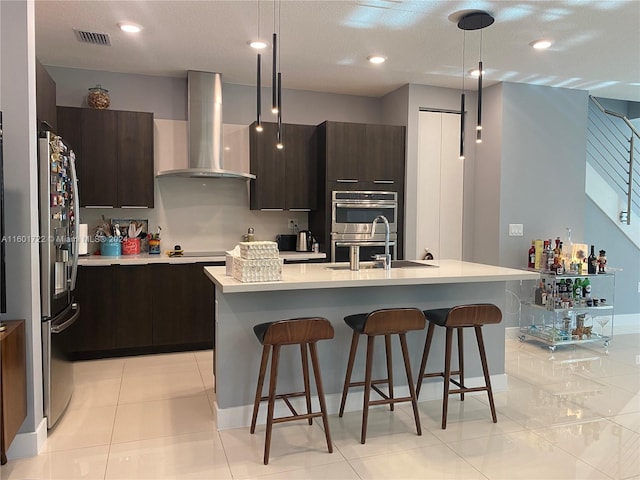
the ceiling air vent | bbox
[74,29,111,46]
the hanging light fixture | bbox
[255,1,263,132]
[275,0,284,150]
[459,27,466,160]
[271,0,278,115]
[457,11,494,145]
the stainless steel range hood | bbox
[157,71,255,179]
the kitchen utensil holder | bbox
[122,237,141,255]
[100,237,122,256]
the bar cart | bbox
[519,272,615,353]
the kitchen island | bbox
[205,260,539,429]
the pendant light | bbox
[275,0,284,150]
[457,11,494,146]
[271,0,278,115]
[459,28,466,160]
[255,1,263,132]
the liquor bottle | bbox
[553,237,561,258]
[545,239,554,271]
[587,245,597,274]
[540,240,550,272]
[528,241,536,269]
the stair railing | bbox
[588,96,639,225]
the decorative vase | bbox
[87,85,110,109]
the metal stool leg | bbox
[250,345,270,434]
[339,331,359,417]
[309,342,333,453]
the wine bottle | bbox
[528,241,536,269]
[587,245,597,275]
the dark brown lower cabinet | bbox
[151,263,215,347]
[69,263,217,358]
[0,320,27,465]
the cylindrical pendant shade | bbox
[256,53,262,131]
[459,93,465,159]
[272,33,278,114]
[477,61,483,130]
[276,72,283,149]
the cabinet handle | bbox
[373,180,394,184]
[260,208,284,212]
[121,206,149,209]
[336,179,358,183]
[83,205,114,209]
[288,208,311,212]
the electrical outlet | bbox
[288,219,296,232]
[508,223,524,236]
[636,355,640,365]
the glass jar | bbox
[87,85,110,109]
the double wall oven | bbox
[331,191,398,262]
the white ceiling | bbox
[35,0,640,102]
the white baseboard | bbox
[6,418,47,460]
[215,373,508,431]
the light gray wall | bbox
[472,83,503,266]
[585,197,639,315]
[47,66,382,125]
[498,83,589,269]
[1,0,45,455]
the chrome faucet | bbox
[371,215,391,270]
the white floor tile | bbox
[2,445,109,480]
[610,412,640,434]
[111,393,214,444]
[68,377,121,410]
[43,406,116,452]
[327,406,442,460]
[248,460,361,479]
[347,442,486,479]
[219,422,342,479]
[122,351,199,377]
[105,430,231,479]
[73,358,125,384]
[447,430,609,479]
[532,418,640,479]
[118,369,205,404]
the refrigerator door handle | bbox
[69,152,80,291]
[51,303,80,334]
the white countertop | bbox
[205,259,540,293]
[79,251,326,266]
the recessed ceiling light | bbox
[248,40,268,50]
[531,39,552,50]
[468,68,486,77]
[367,55,386,64]
[118,22,142,33]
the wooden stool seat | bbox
[250,317,334,465]
[339,308,425,444]
[416,304,502,429]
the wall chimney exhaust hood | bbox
[157,71,255,179]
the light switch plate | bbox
[509,223,524,236]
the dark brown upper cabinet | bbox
[36,59,57,132]
[250,122,317,211]
[56,106,154,208]
[319,121,405,188]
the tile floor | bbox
[4,326,640,479]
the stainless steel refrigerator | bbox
[39,130,80,429]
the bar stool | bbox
[338,308,426,444]
[415,304,502,429]
[250,317,334,465]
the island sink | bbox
[325,260,437,270]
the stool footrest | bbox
[449,386,489,395]
[419,370,462,380]
[272,412,323,425]
[347,378,390,389]
[369,396,414,407]
[259,391,310,417]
